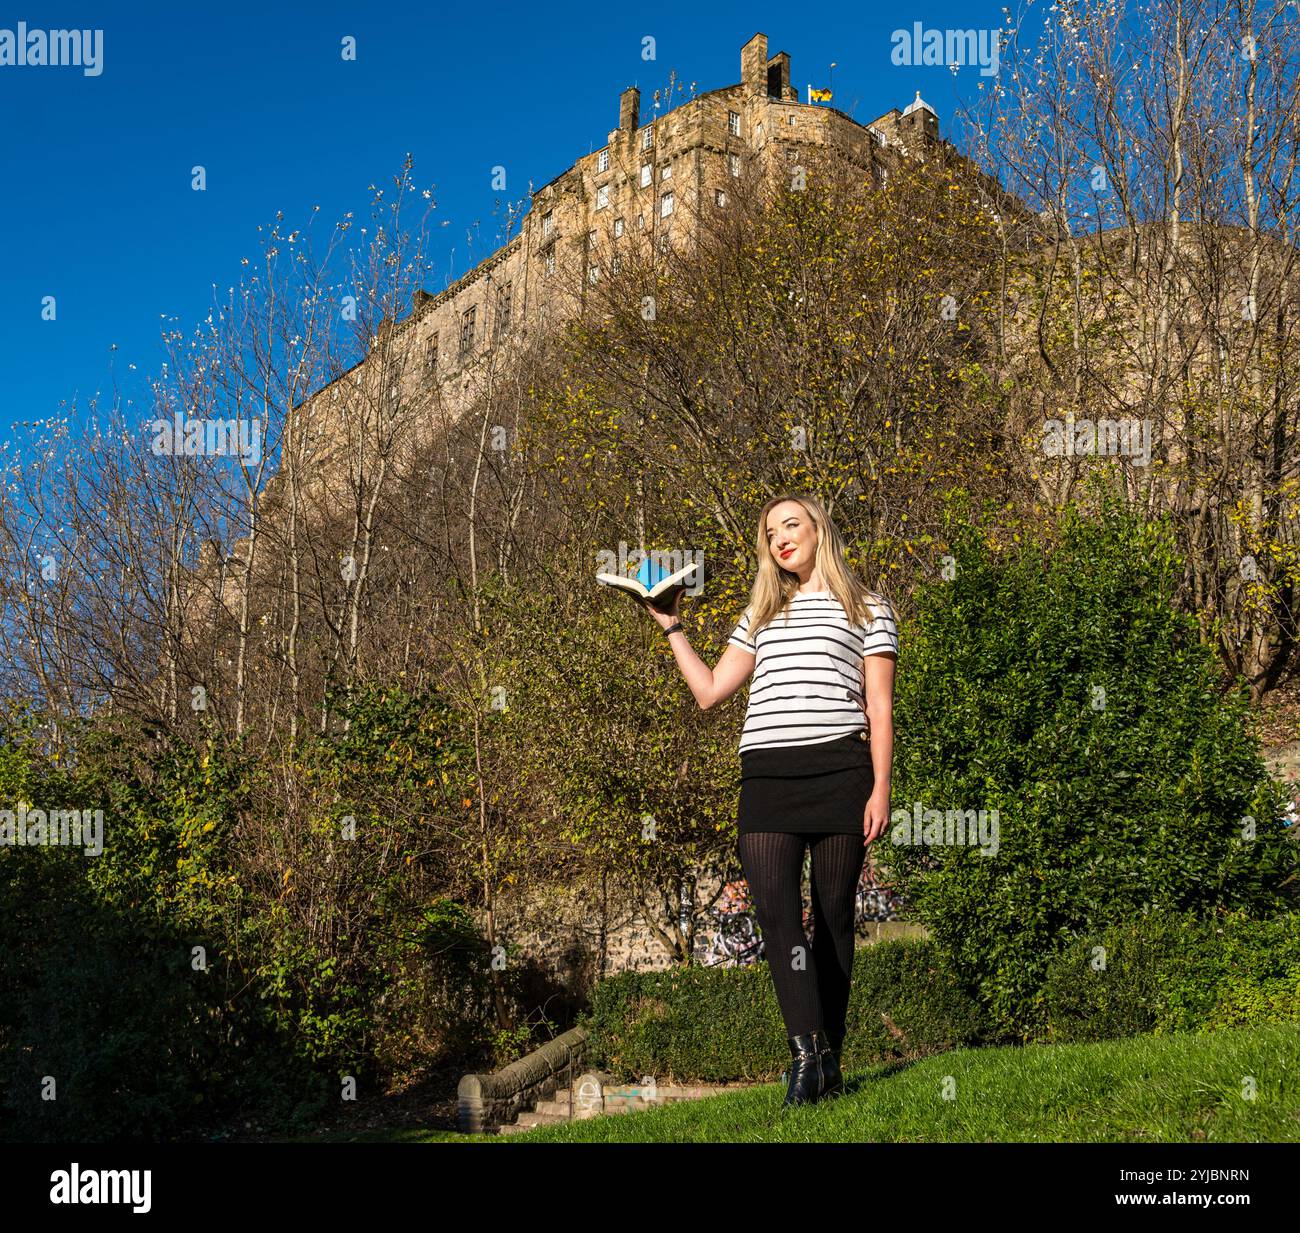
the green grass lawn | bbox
[338,1021,1300,1143]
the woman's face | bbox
[765,502,817,573]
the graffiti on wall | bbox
[698,851,905,967]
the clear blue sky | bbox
[0,1,1006,439]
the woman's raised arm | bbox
[644,594,755,709]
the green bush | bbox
[0,690,526,1141]
[579,938,998,1083]
[1042,908,1300,1042]
[0,843,327,1142]
[885,486,1297,1041]
[0,707,327,1141]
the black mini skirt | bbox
[737,730,874,836]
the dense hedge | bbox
[882,488,1298,1040]
[580,908,1300,1082]
[1042,907,1300,1042]
[580,938,999,1082]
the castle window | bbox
[728,110,740,136]
[614,216,624,238]
[660,162,672,180]
[596,184,610,209]
[637,213,644,229]
[588,229,597,248]
[459,305,476,357]
[542,210,554,238]
[715,189,727,207]
[640,162,652,188]
[660,191,674,218]
[598,149,609,173]
[588,264,599,284]
[728,153,740,177]
[611,254,621,274]
[544,245,556,275]
[495,283,512,338]
[641,127,652,150]
[425,333,439,372]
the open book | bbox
[596,558,700,614]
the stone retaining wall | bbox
[470,864,928,993]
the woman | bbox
[644,492,898,1108]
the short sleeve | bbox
[862,599,899,658]
[728,608,757,654]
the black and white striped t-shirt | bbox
[727,591,899,754]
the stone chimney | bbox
[619,85,640,133]
[741,32,768,94]
[766,50,791,100]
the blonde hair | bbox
[743,492,891,636]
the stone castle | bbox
[395,29,943,386]
[285,32,977,483]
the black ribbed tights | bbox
[737,831,865,1039]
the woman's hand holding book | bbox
[645,591,682,628]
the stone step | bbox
[501,1080,749,1134]
[605,1084,732,1100]
[513,1109,570,1129]
[552,1083,733,1104]
[542,1093,652,1114]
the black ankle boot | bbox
[826,1029,844,1068]
[821,1031,845,1099]
[781,1029,834,1108]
